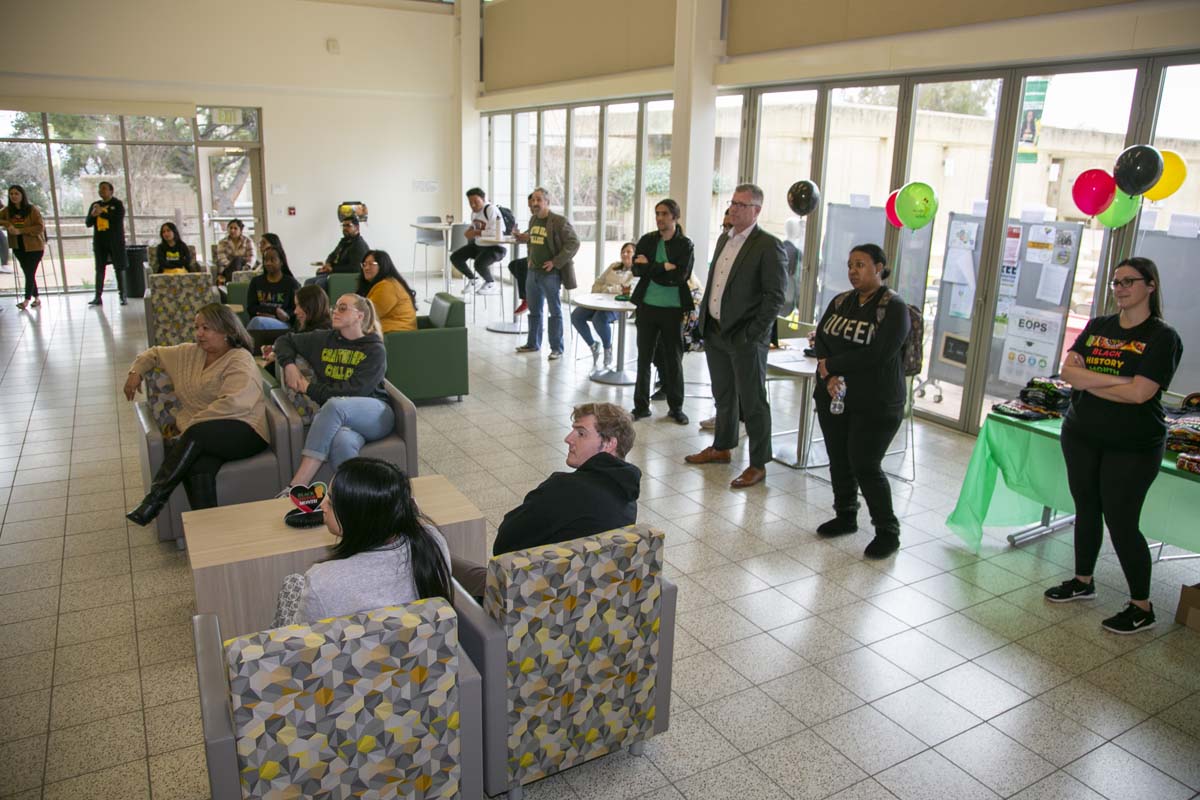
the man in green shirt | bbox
[513,188,579,359]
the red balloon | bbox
[885,189,902,228]
[1072,169,1117,217]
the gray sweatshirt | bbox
[297,526,451,623]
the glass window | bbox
[0,142,52,210]
[570,105,600,284]
[127,145,202,247]
[491,114,513,212]
[604,102,639,268]
[513,112,538,229]
[125,115,193,142]
[0,110,43,139]
[52,142,126,290]
[642,99,673,238]
[196,107,260,141]
[539,109,567,209]
[46,113,121,142]
[480,118,490,207]
[904,78,1002,422]
[1133,62,1200,394]
[755,89,818,243]
[712,94,744,253]
[980,69,1138,424]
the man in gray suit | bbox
[685,184,787,488]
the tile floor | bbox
[0,291,1197,800]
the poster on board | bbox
[999,336,1057,384]
[1016,78,1048,164]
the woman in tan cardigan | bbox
[0,185,46,309]
[124,304,269,525]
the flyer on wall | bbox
[1025,224,1056,264]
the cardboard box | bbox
[1176,583,1200,633]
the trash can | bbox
[125,244,148,298]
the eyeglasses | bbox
[728,201,761,210]
[333,304,357,312]
[1110,277,1146,289]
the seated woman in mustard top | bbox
[357,249,417,333]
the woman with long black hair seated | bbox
[124,304,269,524]
[813,243,911,559]
[245,236,300,331]
[631,198,694,425]
[276,457,452,625]
[358,249,417,333]
[154,222,195,274]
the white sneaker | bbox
[548,351,563,361]
[461,277,480,296]
[476,281,500,295]
[699,416,717,431]
[603,348,613,369]
[589,342,601,368]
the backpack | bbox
[833,288,924,377]
[486,204,517,235]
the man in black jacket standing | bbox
[685,183,787,489]
[451,402,641,597]
[86,181,127,306]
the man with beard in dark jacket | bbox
[451,402,641,597]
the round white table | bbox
[572,292,637,385]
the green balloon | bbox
[1097,189,1140,228]
[894,182,939,229]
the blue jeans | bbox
[302,396,394,468]
[524,268,563,352]
[246,316,290,330]
[571,307,615,349]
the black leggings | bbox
[509,258,528,300]
[1061,427,1163,601]
[635,305,684,413]
[169,419,267,508]
[15,250,42,299]
[93,241,127,298]
[816,406,904,530]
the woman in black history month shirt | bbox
[1044,257,1182,634]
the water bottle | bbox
[830,381,845,415]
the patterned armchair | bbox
[194,600,483,800]
[144,272,218,346]
[453,525,677,799]
[270,357,418,482]
[134,367,292,547]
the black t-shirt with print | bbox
[1063,313,1182,450]
[247,274,300,319]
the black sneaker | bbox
[817,516,858,537]
[88,297,102,306]
[1102,602,1156,635]
[1043,578,1096,603]
[667,409,689,425]
[863,535,899,559]
[650,387,667,401]
[631,408,651,420]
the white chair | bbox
[414,215,445,299]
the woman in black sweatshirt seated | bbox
[812,243,911,559]
[245,236,300,331]
[154,222,195,274]
[273,293,391,488]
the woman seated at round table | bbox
[571,241,636,369]
[154,222,196,274]
[275,457,451,625]
[245,238,300,331]
[124,304,269,525]
[273,294,392,487]
[357,249,417,333]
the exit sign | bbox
[214,108,243,126]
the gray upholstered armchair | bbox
[194,600,483,799]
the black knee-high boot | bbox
[183,472,219,512]
[127,438,202,526]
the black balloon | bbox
[1113,145,1164,196]
[787,180,821,217]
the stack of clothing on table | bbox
[1165,392,1200,461]
[1178,452,1200,476]
[993,376,1073,421]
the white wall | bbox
[0,0,458,276]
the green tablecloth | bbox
[946,413,1200,553]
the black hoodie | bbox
[492,452,641,556]
[272,328,387,404]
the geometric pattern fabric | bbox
[223,600,462,799]
[147,272,216,347]
[484,525,664,789]
[144,367,182,439]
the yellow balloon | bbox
[1144,150,1187,202]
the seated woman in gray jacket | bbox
[276,457,452,625]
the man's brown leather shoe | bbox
[730,466,766,488]
[684,447,732,465]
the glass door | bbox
[976,68,1139,426]
[198,146,262,265]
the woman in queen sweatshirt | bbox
[812,243,911,560]
[273,293,391,486]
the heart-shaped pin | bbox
[288,482,327,514]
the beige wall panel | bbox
[727,0,1146,55]
[484,0,675,92]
